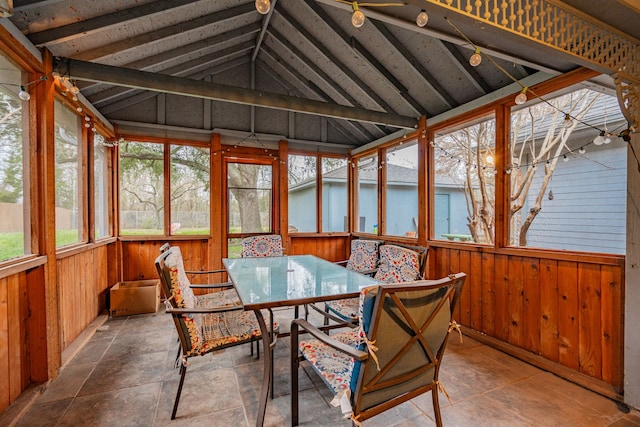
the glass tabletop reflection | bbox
[222,254,382,310]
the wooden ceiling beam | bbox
[27,0,199,45]
[60,58,417,129]
[72,2,255,62]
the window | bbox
[385,141,418,237]
[288,154,317,233]
[227,161,273,257]
[356,154,378,233]
[55,100,83,247]
[509,87,626,254]
[170,145,210,235]
[321,157,348,232]
[0,55,29,262]
[119,141,164,235]
[93,132,111,239]
[433,115,496,244]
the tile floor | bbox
[5,307,640,427]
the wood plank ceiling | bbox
[8,0,640,147]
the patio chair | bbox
[291,273,466,427]
[241,234,284,257]
[159,243,240,308]
[307,239,382,326]
[319,244,423,326]
[155,246,279,420]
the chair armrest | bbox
[188,282,233,289]
[165,305,243,314]
[185,269,226,275]
[306,303,358,328]
[291,318,368,360]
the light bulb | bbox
[70,84,80,94]
[76,106,83,112]
[352,10,365,27]
[84,122,91,128]
[416,10,428,27]
[485,154,494,165]
[593,131,605,145]
[562,113,573,129]
[18,86,30,101]
[469,48,482,66]
[604,136,611,144]
[255,0,270,14]
[515,87,528,105]
[51,71,60,79]
[85,115,91,121]
[578,147,586,154]
[563,154,569,162]
[352,2,365,28]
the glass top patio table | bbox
[222,254,382,310]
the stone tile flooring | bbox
[7,307,640,426]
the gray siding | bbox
[522,144,626,254]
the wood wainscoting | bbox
[56,243,114,351]
[428,243,625,397]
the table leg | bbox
[254,309,271,427]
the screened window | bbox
[288,155,317,233]
[93,132,111,239]
[0,55,29,262]
[385,141,418,237]
[509,87,626,254]
[55,100,83,247]
[321,157,348,232]
[356,154,378,234]
[227,162,273,234]
[433,115,496,244]
[170,145,210,235]
[119,141,164,235]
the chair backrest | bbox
[390,243,429,279]
[373,244,420,283]
[346,239,383,272]
[350,273,466,422]
[155,247,204,356]
[241,235,284,257]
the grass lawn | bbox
[0,229,80,261]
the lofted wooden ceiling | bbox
[7,0,640,148]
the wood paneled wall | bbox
[287,235,350,261]
[120,239,220,283]
[429,243,624,393]
[56,245,113,349]
[0,271,29,410]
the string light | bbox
[514,87,528,105]
[255,0,270,14]
[469,48,482,66]
[18,86,30,101]
[416,10,429,27]
[562,113,573,128]
[351,2,365,28]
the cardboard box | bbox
[109,279,160,317]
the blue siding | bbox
[521,144,626,254]
[288,186,316,232]
[322,182,347,232]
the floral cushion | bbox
[299,329,360,394]
[346,240,381,272]
[164,246,197,309]
[241,235,284,257]
[325,298,359,321]
[197,289,241,308]
[373,245,420,284]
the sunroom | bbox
[1,1,639,426]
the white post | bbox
[625,131,640,409]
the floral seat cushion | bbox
[241,235,284,257]
[298,329,360,394]
[325,298,359,321]
[373,245,420,284]
[346,240,381,272]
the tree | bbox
[434,88,601,246]
[0,92,24,204]
[510,89,600,245]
